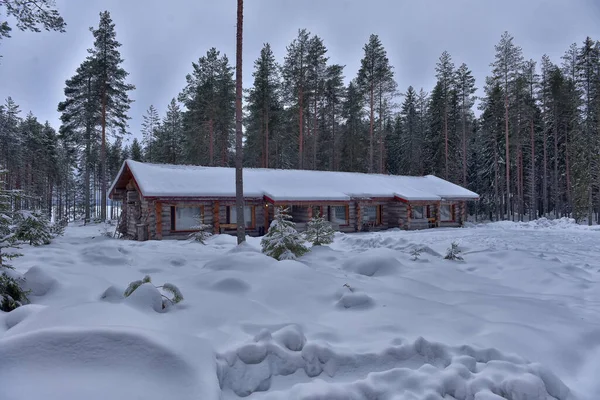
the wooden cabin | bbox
[108,160,479,241]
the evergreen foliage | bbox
[189,214,213,244]
[124,275,184,308]
[15,210,53,246]
[261,207,309,260]
[304,211,335,246]
[444,242,464,261]
[0,271,29,312]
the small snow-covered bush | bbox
[261,207,309,261]
[15,210,52,246]
[124,275,184,309]
[49,218,67,237]
[304,211,335,246]
[188,214,212,244]
[410,247,423,261]
[0,271,30,312]
[444,242,463,261]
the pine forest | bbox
[2,9,600,224]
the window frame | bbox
[362,205,383,225]
[411,205,426,220]
[329,204,349,226]
[440,204,455,222]
[170,204,204,232]
[226,205,256,229]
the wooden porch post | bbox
[155,202,163,240]
[307,205,313,220]
[355,202,361,232]
[407,204,412,230]
[264,203,270,231]
[436,201,441,228]
[213,201,220,234]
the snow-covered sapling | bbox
[410,247,423,261]
[0,272,30,312]
[444,242,463,261]
[261,206,309,261]
[304,211,335,246]
[124,275,184,309]
[49,218,67,237]
[188,214,213,244]
[15,210,53,246]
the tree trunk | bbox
[235,0,245,244]
[313,96,318,170]
[553,112,560,217]
[504,94,510,220]
[565,133,572,215]
[444,103,449,180]
[209,118,214,166]
[542,127,548,216]
[369,84,374,173]
[331,102,336,171]
[265,107,269,168]
[101,86,107,222]
[530,119,536,220]
[299,87,304,169]
[462,94,467,187]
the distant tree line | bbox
[2,3,600,224]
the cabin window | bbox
[440,204,454,221]
[171,205,203,231]
[330,205,348,225]
[412,206,425,220]
[362,205,382,225]
[227,205,255,228]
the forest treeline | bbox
[2,9,600,223]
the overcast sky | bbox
[1,0,599,144]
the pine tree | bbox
[304,211,335,246]
[282,29,312,169]
[306,34,328,170]
[261,207,308,260]
[357,34,396,173]
[339,81,367,172]
[155,99,184,164]
[141,105,160,162]
[179,48,235,166]
[130,138,143,161]
[435,51,455,180]
[245,43,282,168]
[0,0,65,59]
[321,64,345,171]
[455,63,477,187]
[490,31,524,219]
[88,11,135,221]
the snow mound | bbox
[217,334,569,399]
[489,217,599,231]
[4,304,46,330]
[0,327,219,400]
[123,283,163,312]
[342,248,403,276]
[210,277,251,294]
[337,232,410,251]
[228,241,261,254]
[336,292,375,309]
[100,285,125,303]
[22,266,58,296]
[203,251,274,271]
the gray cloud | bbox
[1,0,599,144]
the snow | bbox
[2,220,600,399]
[110,159,479,201]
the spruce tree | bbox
[304,211,335,246]
[155,99,184,164]
[141,105,160,162]
[357,34,396,173]
[130,138,143,161]
[88,11,135,221]
[245,43,282,168]
[455,63,477,187]
[339,81,367,172]
[321,64,345,171]
[261,207,308,260]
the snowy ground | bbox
[1,219,599,399]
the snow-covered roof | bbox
[109,160,479,202]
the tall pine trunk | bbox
[462,95,467,187]
[209,118,214,166]
[530,119,536,220]
[235,0,245,244]
[504,94,510,220]
[542,127,548,216]
[100,85,107,222]
[369,84,374,173]
[553,111,560,217]
[299,87,304,169]
[313,96,318,170]
[444,103,449,180]
[265,107,269,168]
